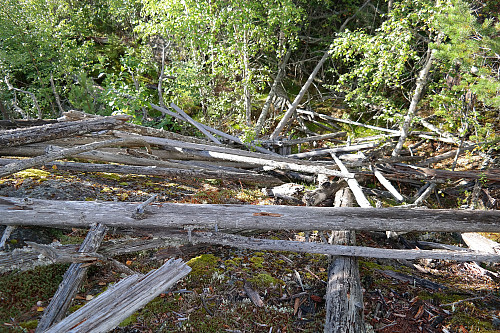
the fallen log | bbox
[325,187,365,333]
[1,196,499,233]
[0,159,283,186]
[0,138,145,178]
[0,119,59,129]
[288,143,377,159]
[44,258,191,333]
[0,115,130,148]
[114,132,354,178]
[387,163,500,183]
[35,223,107,333]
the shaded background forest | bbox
[0,0,499,143]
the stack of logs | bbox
[1,106,499,332]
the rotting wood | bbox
[0,119,59,129]
[1,196,500,233]
[0,226,16,250]
[4,230,500,276]
[387,163,500,183]
[325,187,365,333]
[332,153,372,208]
[155,103,222,144]
[0,115,130,148]
[417,143,477,166]
[44,258,191,333]
[0,138,146,178]
[284,132,347,145]
[114,132,354,178]
[392,33,442,157]
[0,159,283,186]
[461,232,500,255]
[35,223,107,333]
[296,109,400,135]
[288,142,377,159]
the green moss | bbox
[119,313,138,327]
[97,172,122,181]
[14,168,50,179]
[249,256,265,269]
[69,304,84,313]
[0,264,69,324]
[20,319,38,329]
[187,254,219,278]
[449,313,494,331]
[247,273,282,288]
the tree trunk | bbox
[392,33,443,157]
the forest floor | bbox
[0,153,499,333]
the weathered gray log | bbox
[0,158,283,186]
[297,109,400,134]
[1,196,500,233]
[413,182,437,206]
[4,230,500,276]
[382,163,500,182]
[114,132,354,178]
[0,119,59,129]
[392,33,442,157]
[0,115,129,148]
[154,103,221,144]
[36,223,107,333]
[284,132,347,145]
[332,154,372,208]
[303,180,343,206]
[288,143,377,159]
[168,103,278,155]
[370,165,404,202]
[417,143,477,166]
[0,138,145,178]
[0,225,16,250]
[44,258,191,333]
[325,188,365,333]
[462,232,500,254]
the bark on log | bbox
[0,119,59,129]
[0,116,130,148]
[324,188,365,333]
[44,258,191,333]
[35,223,107,333]
[1,196,499,233]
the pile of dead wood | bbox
[1,105,499,332]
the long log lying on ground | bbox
[4,228,500,275]
[0,115,130,148]
[1,196,499,232]
[0,138,146,178]
[288,143,377,159]
[385,163,500,183]
[44,258,191,333]
[115,133,354,178]
[0,159,283,186]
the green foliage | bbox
[138,0,304,130]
